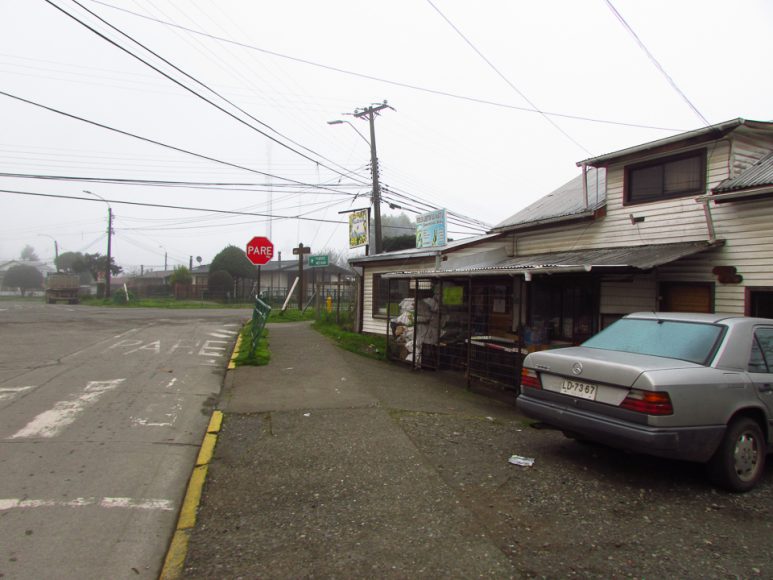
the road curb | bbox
[228,331,243,370]
[159,410,223,580]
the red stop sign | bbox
[246,236,274,265]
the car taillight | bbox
[620,389,673,415]
[520,368,542,389]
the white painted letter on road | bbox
[11,379,126,439]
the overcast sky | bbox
[1,0,771,273]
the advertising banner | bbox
[415,208,447,248]
[348,209,369,248]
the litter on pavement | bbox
[508,454,535,467]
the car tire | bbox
[707,417,766,493]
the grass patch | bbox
[312,318,386,361]
[268,308,317,322]
[79,297,252,309]
[231,323,270,367]
[0,295,41,302]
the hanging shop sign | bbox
[349,209,369,248]
[416,209,447,248]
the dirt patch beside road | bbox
[397,411,773,579]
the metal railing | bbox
[251,296,272,354]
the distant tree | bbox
[20,245,39,261]
[381,213,415,238]
[169,265,192,286]
[3,264,43,296]
[374,213,417,252]
[210,245,257,281]
[382,234,416,252]
[83,253,122,280]
[208,269,233,300]
[56,251,87,273]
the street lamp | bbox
[38,234,59,271]
[327,120,371,146]
[83,190,113,298]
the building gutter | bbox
[699,186,773,203]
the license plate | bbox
[560,379,597,401]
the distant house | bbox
[351,118,773,388]
[0,260,55,293]
[190,258,354,304]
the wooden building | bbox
[351,118,773,389]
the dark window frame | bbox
[372,274,411,319]
[624,149,707,205]
[746,287,773,318]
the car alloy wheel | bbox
[708,417,766,493]
[734,430,762,482]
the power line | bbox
[603,0,710,126]
[46,0,373,187]
[0,171,365,193]
[0,188,347,224]
[0,89,358,196]
[425,0,589,154]
[86,0,684,133]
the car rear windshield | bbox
[582,318,724,365]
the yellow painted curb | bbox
[207,409,223,434]
[178,465,208,530]
[159,410,223,580]
[195,434,217,467]
[228,332,243,369]
[159,530,189,580]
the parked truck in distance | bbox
[45,273,80,304]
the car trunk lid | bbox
[526,346,700,389]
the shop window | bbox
[470,280,515,337]
[529,277,595,343]
[748,289,773,318]
[625,149,706,205]
[372,274,410,317]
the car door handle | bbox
[759,384,773,393]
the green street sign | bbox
[309,255,329,267]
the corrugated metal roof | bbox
[577,118,773,167]
[382,240,721,278]
[492,167,606,232]
[348,233,500,265]
[713,152,773,193]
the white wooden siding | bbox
[600,275,657,313]
[732,133,773,175]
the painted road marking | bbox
[0,386,34,402]
[0,497,174,511]
[209,332,234,339]
[11,379,125,439]
[131,397,183,428]
[199,340,228,357]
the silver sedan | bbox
[517,312,773,492]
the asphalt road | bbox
[0,301,248,580]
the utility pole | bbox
[353,101,393,254]
[84,190,113,299]
[106,207,113,298]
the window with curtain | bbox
[625,149,706,204]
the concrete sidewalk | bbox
[183,322,525,578]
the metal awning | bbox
[382,240,723,279]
